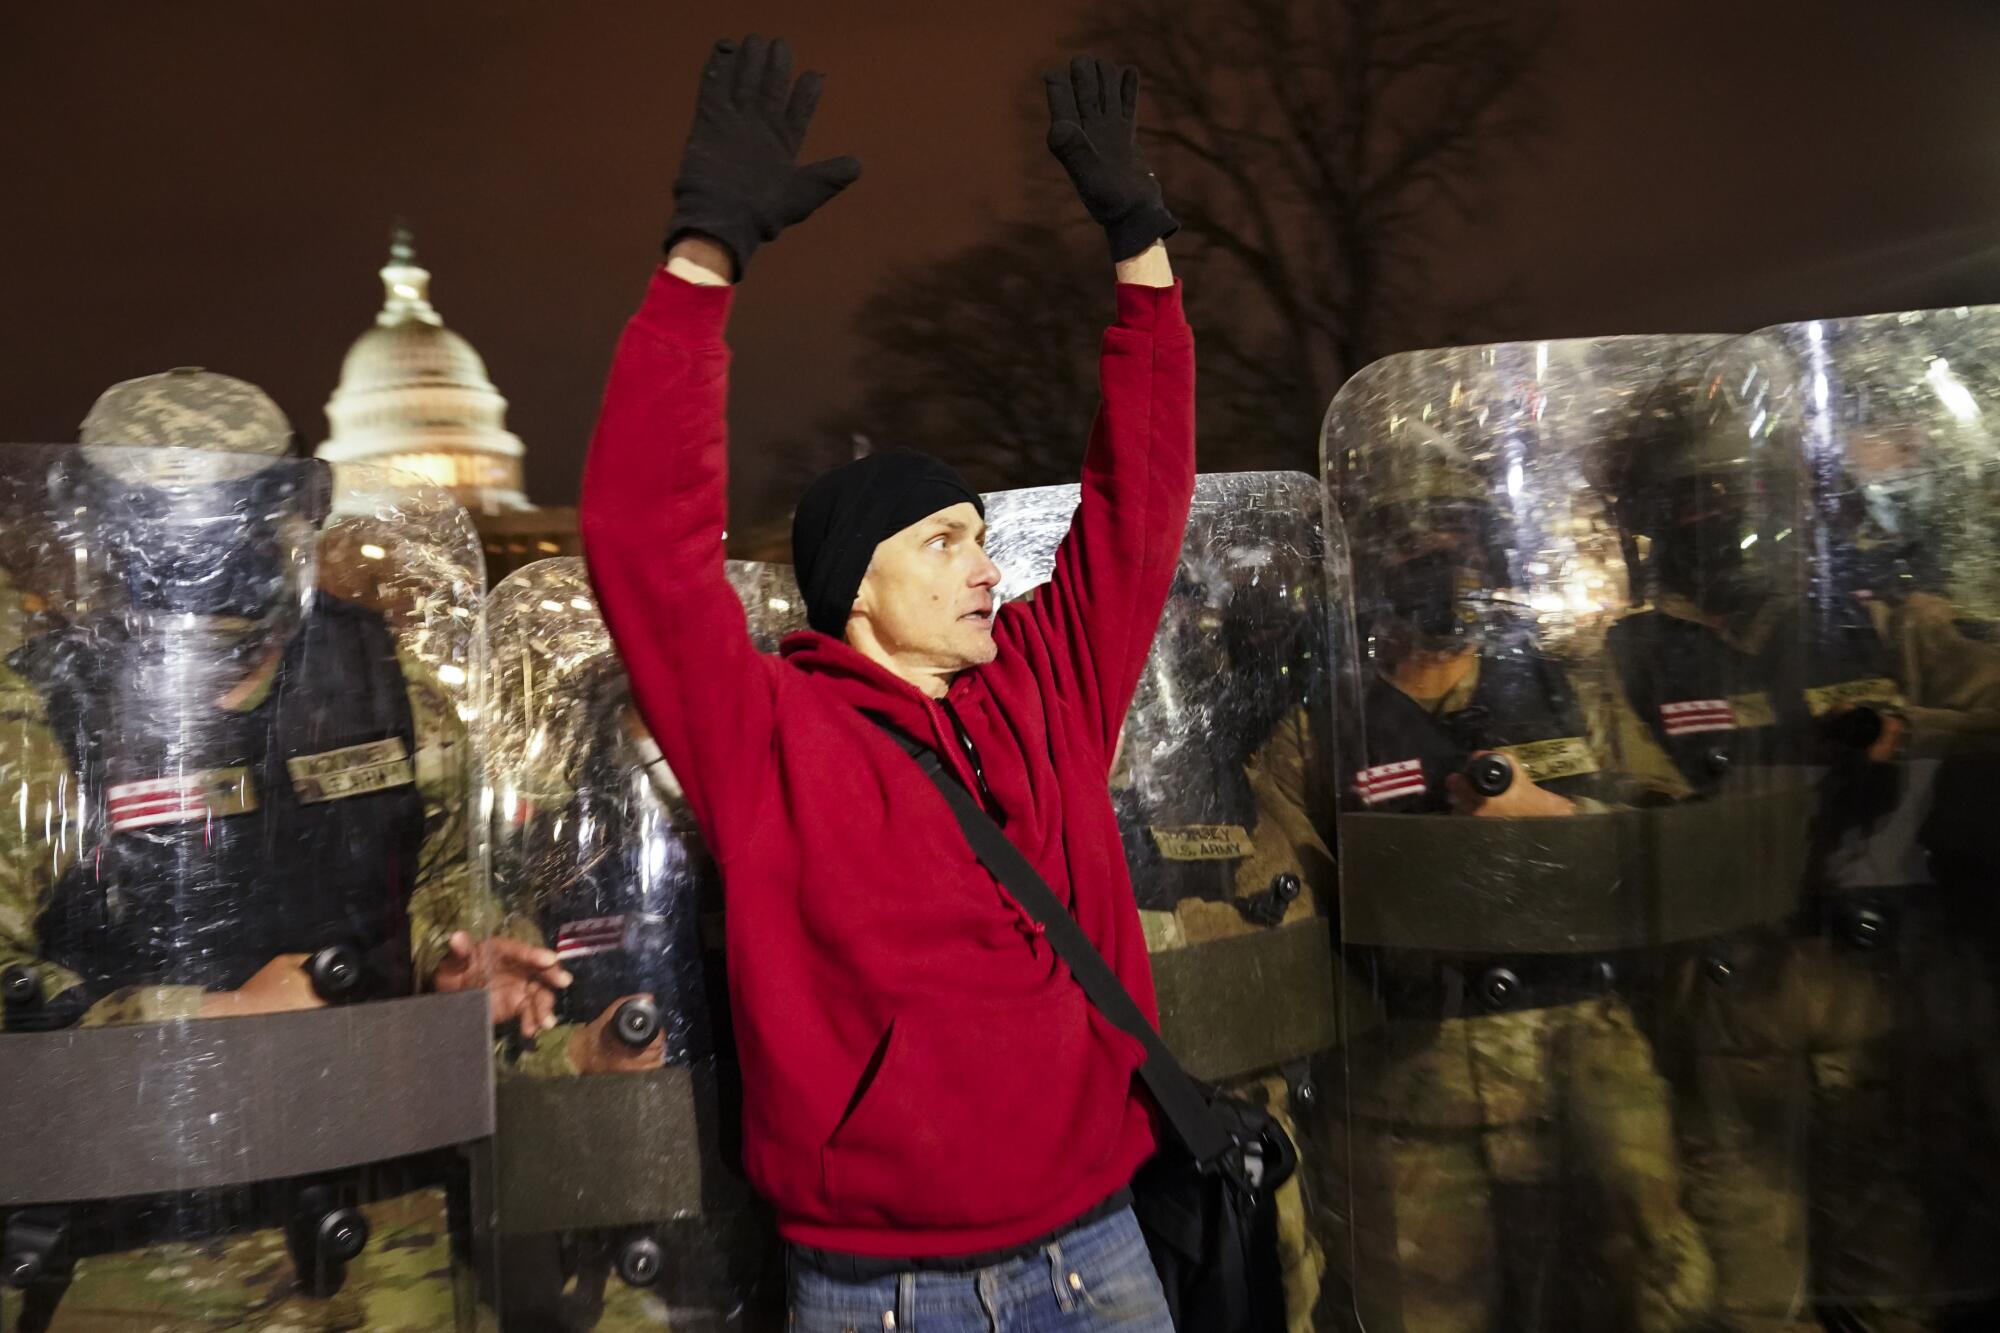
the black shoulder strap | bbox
[867,714,1232,1163]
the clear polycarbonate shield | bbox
[1322,337,1818,1332]
[0,446,492,1329]
[1700,310,2000,1323]
[1770,309,2000,621]
[728,560,810,652]
[485,558,722,1070]
[986,471,1350,1330]
[484,556,799,1329]
[320,461,487,680]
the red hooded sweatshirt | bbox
[579,267,1196,1258]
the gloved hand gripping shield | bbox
[0,405,492,1330]
[986,472,1345,1333]
[1321,335,1815,1333]
[484,556,800,1329]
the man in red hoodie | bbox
[580,34,1194,1331]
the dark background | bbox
[6,1,2000,518]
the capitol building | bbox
[318,230,576,581]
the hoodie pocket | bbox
[819,988,1141,1230]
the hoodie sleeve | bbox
[1003,281,1196,762]
[579,268,776,852]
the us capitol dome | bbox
[317,227,529,515]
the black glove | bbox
[1043,55,1178,263]
[664,35,862,278]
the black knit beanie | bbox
[790,448,984,637]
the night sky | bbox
[7,1,2000,514]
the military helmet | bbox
[1343,418,1499,564]
[80,367,292,486]
[1611,357,1800,531]
[1611,359,1803,612]
[69,368,325,625]
[1339,419,1512,654]
[1338,417,1488,523]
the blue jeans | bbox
[787,1206,1174,1332]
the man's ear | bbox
[852,543,892,615]
[842,568,872,646]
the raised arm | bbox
[581,35,859,847]
[1002,58,1195,755]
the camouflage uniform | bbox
[1336,644,1714,1333]
[1320,399,1719,1333]
[1591,329,2000,1332]
[1608,590,2000,1333]
[0,1188,470,1333]
[1093,512,1351,1333]
[0,638,477,1027]
[486,574,780,1332]
[1125,703,1339,1333]
[1133,704,1334,951]
[0,371,484,1332]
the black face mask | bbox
[81,463,325,621]
[1378,548,1490,650]
[115,511,294,619]
[1655,511,1777,617]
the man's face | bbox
[849,502,1002,672]
[1367,500,1497,651]
[1655,473,1788,615]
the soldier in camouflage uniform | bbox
[487,561,784,1331]
[1605,353,2000,1333]
[1112,548,1340,1333]
[0,370,555,1332]
[502,661,709,1082]
[1330,424,1715,1333]
[498,664,778,1332]
[1119,568,1334,954]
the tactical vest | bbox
[1355,621,1604,815]
[1608,600,1931,940]
[1116,756,1261,915]
[1343,624,1648,1017]
[1605,600,1895,796]
[16,597,424,1006]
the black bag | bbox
[870,719,1298,1333]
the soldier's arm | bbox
[0,683,208,1027]
[0,642,265,1025]
[1241,706,1335,886]
[400,651,577,1043]
[502,1024,581,1077]
[502,1003,665,1078]
[483,807,592,1078]
[0,673,89,1027]
[1583,654,1695,804]
[1876,593,2000,753]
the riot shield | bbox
[1698,310,2000,1327]
[0,446,494,1331]
[485,556,801,1331]
[985,472,1351,1332]
[1323,336,1817,1333]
